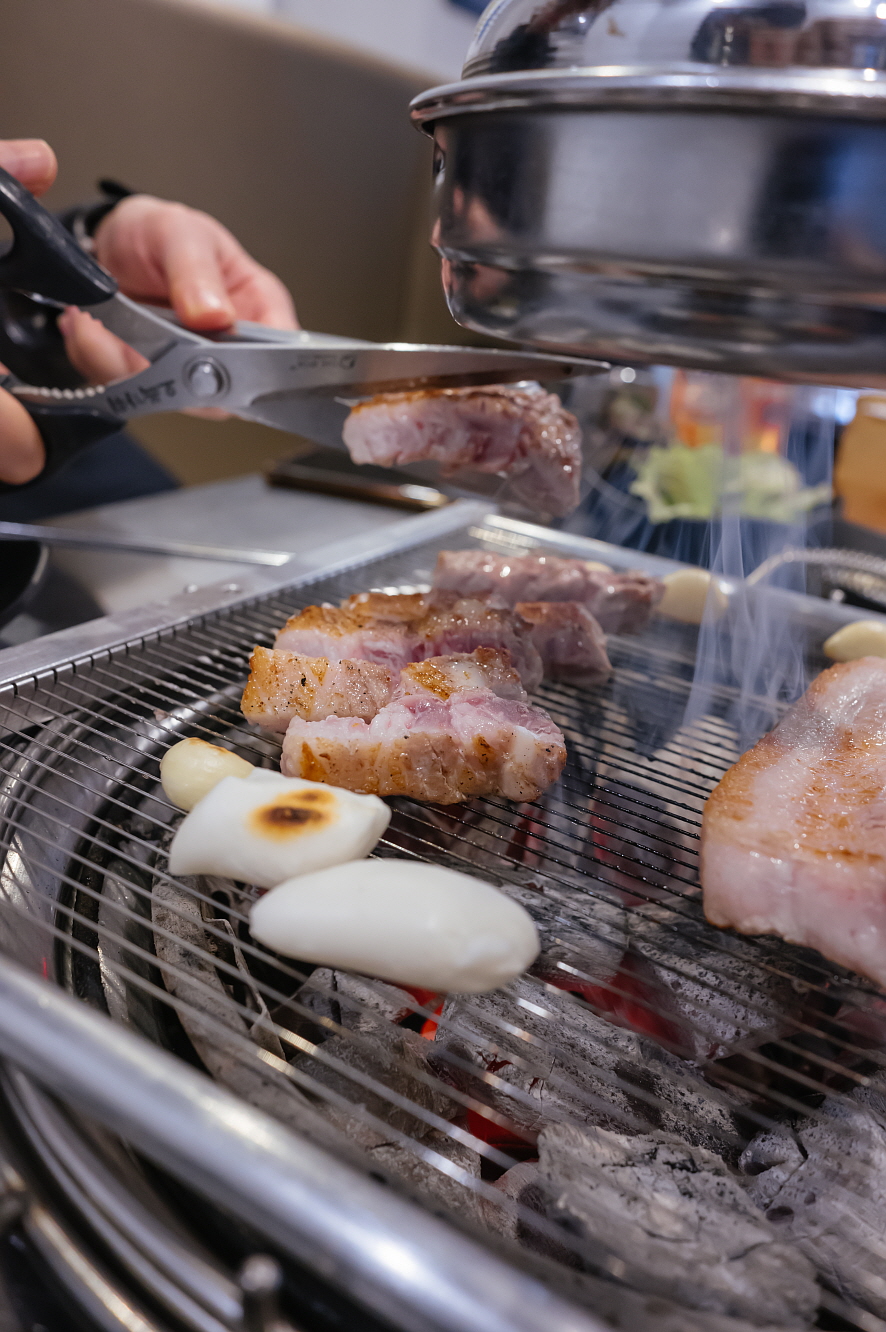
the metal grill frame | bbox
[0,501,884,1332]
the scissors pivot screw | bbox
[187,358,227,399]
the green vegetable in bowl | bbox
[630,444,831,524]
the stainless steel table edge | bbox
[0,500,492,691]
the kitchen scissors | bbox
[0,165,606,485]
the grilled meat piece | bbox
[534,1124,818,1326]
[515,601,610,686]
[416,596,543,690]
[399,647,526,701]
[701,656,886,988]
[341,591,428,623]
[241,647,394,732]
[276,593,543,691]
[275,602,419,673]
[433,550,664,632]
[741,1080,886,1321]
[243,646,526,732]
[281,690,567,804]
[342,385,582,517]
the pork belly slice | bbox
[416,596,543,691]
[433,550,664,633]
[241,647,394,732]
[281,691,566,803]
[274,600,426,673]
[701,656,886,988]
[342,385,582,517]
[276,593,543,690]
[515,601,610,686]
[399,647,526,702]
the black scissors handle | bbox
[0,165,126,490]
[0,167,117,306]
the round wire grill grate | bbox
[0,521,883,1332]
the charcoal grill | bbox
[0,498,881,1332]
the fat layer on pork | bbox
[342,385,583,517]
[433,550,664,632]
[701,656,886,988]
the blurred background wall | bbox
[200,0,482,82]
[0,0,475,484]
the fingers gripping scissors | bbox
[0,166,606,489]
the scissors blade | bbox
[239,391,352,448]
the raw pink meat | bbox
[701,656,886,988]
[342,385,582,517]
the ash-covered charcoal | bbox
[740,1081,886,1320]
[479,1163,801,1332]
[293,967,417,1037]
[291,1026,455,1145]
[508,880,628,983]
[367,1130,484,1220]
[627,910,803,1061]
[435,978,652,1138]
[434,976,740,1152]
[535,1124,819,1327]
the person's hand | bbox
[0,139,59,483]
[59,195,298,386]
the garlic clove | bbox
[160,737,254,811]
[658,568,728,625]
[824,620,886,662]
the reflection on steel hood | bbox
[411,0,886,384]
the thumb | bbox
[0,140,57,197]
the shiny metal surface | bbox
[411,1,886,381]
[0,960,608,1332]
[0,508,884,1330]
[460,0,886,81]
[0,499,489,689]
[0,521,293,567]
[11,293,602,436]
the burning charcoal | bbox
[435,978,652,1138]
[508,881,628,982]
[535,1124,818,1326]
[295,967,416,1035]
[434,976,740,1153]
[628,910,803,1061]
[741,1081,886,1320]
[292,1027,455,1144]
[367,1131,484,1219]
[477,1166,807,1332]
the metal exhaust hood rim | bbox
[410,65,886,125]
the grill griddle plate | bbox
[0,515,883,1332]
